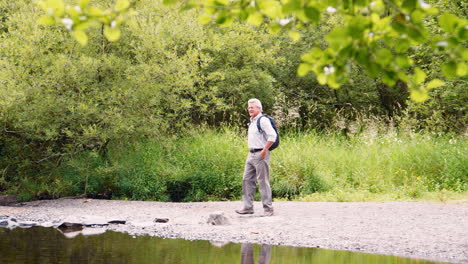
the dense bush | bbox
[12,128,464,202]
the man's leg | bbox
[255,152,273,213]
[240,154,256,212]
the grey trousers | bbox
[241,243,271,264]
[242,151,273,211]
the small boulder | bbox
[154,218,169,223]
[0,220,8,227]
[108,220,126,225]
[207,211,230,225]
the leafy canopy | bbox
[36,0,467,101]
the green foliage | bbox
[36,0,467,102]
[6,128,467,202]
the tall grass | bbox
[30,128,467,202]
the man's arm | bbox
[261,141,274,159]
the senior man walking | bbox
[236,98,276,217]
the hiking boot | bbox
[235,209,254,215]
[262,210,274,217]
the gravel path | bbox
[1,198,467,263]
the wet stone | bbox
[58,222,84,229]
[108,220,126,225]
[0,220,8,226]
[207,211,230,226]
[154,218,169,223]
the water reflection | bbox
[241,244,271,264]
[0,227,448,264]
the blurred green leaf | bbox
[304,7,320,23]
[402,0,417,12]
[47,0,65,17]
[439,13,459,34]
[441,61,457,78]
[410,88,429,102]
[382,71,397,86]
[456,63,467,77]
[198,13,211,24]
[413,67,426,84]
[79,0,91,9]
[115,0,130,11]
[396,56,412,68]
[163,0,176,7]
[394,38,410,53]
[37,16,56,26]
[72,30,88,46]
[425,79,444,90]
[247,12,263,26]
[375,48,393,66]
[288,30,301,41]
[88,7,103,16]
[297,63,312,77]
[104,25,121,41]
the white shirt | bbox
[247,114,277,149]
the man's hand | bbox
[261,141,275,159]
[260,149,268,159]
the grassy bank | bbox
[14,129,467,202]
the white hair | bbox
[248,98,263,111]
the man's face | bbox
[248,103,261,118]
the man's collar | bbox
[251,113,263,122]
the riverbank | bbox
[1,198,467,263]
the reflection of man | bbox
[241,243,271,264]
[235,98,276,217]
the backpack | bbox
[257,115,280,151]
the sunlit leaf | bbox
[462,48,468,60]
[410,88,429,102]
[282,0,301,14]
[72,30,88,46]
[425,79,444,90]
[441,61,457,78]
[269,24,282,34]
[375,48,393,66]
[413,67,426,84]
[104,25,121,41]
[317,73,327,84]
[247,12,263,26]
[396,56,412,68]
[259,0,282,18]
[115,0,130,11]
[456,63,467,77]
[88,7,103,16]
[297,63,312,76]
[37,16,56,26]
[47,0,65,16]
[439,13,459,34]
[198,13,212,25]
[411,10,425,23]
[288,30,301,41]
[79,0,90,9]
[163,0,176,6]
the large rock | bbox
[0,195,16,206]
[207,211,230,225]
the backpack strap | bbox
[256,116,265,133]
